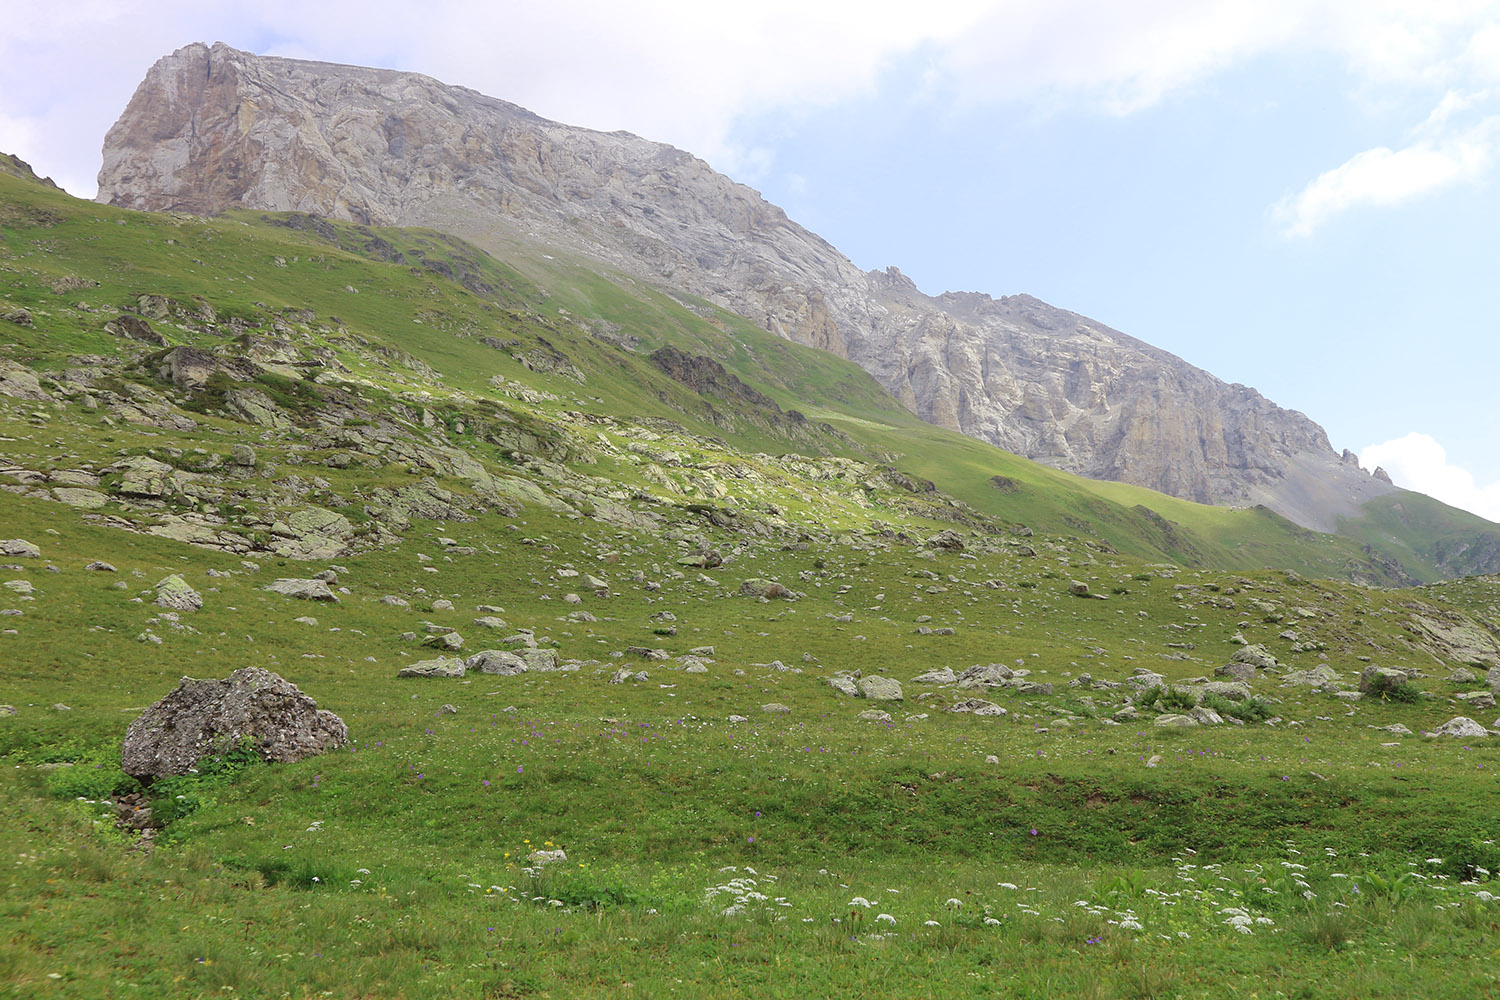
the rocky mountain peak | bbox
[98,42,1396,530]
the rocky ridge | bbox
[97,42,1397,531]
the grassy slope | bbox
[6,172,1490,583]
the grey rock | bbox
[437,704,458,716]
[1230,645,1278,669]
[1380,723,1412,735]
[473,616,507,629]
[856,709,893,723]
[85,561,117,572]
[397,657,467,678]
[0,705,15,716]
[1214,661,1257,681]
[1153,714,1199,728]
[911,667,956,685]
[857,676,904,701]
[955,663,1013,688]
[762,703,791,714]
[1197,680,1251,702]
[949,698,1006,716]
[739,578,795,599]
[828,675,860,697]
[1126,671,1167,690]
[1448,667,1478,684]
[520,648,561,671]
[1456,690,1497,711]
[1283,664,1340,687]
[122,666,348,779]
[924,529,965,552]
[1188,706,1224,725]
[265,578,341,602]
[1359,665,1414,694]
[1433,717,1488,739]
[422,632,464,651]
[1013,681,1054,695]
[466,649,528,675]
[1,539,40,559]
[153,575,202,612]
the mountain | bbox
[96,41,1400,534]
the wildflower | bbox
[875,913,896,924]
[984,917,1002,926]
[946,898,962,908]
[924,920,941,926]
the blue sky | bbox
[3,1,1497,520]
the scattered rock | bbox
[0,539,40,558]
[956,663,1013,688]
[153,575,202,612]
[740,578,796,599]
[949,698,1006,716]
[397,657,467,678]
[828,675,860,697]
[85,561,117,572]
[466,649,528,675]
[422,632,464,651]
[1230,644,1278,669]
[122,667,348,779]
[1153,714,1199,727]
[856,709,893,723]
[265,578,341,602]
[1433,717,1488,739]
[911,667,957,685]
[762,703,791,714]
[857,676,904,701]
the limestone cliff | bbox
[98,42,1395,530]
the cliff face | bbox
[98,42,1395,530]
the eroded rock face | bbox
[98,42,1397,529]
[122,667,348,779]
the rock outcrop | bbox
[122,667,348,779]
[98,42,1397,530]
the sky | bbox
[2,0,1497,522]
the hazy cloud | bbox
[7,1,1500,197]
[1363,432,1500,523]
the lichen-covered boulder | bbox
[122,667,348,779]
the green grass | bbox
[6,169,1500,997]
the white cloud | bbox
[1362,432,1500,523]
[4,2,1500,206]
[1274,110,1500,237]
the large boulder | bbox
[122,667,348,779]
[0,539,40,558]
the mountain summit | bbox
[99,41,1394,530]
